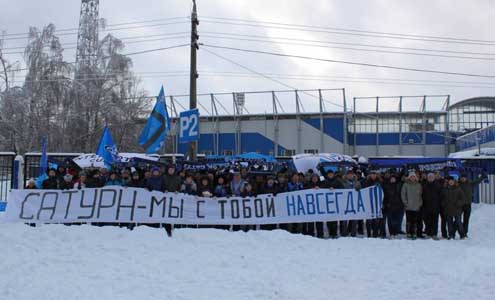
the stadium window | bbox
[284,149,296,156]
[201,150,213,156]
[304,149,319,154]
[223,150,233,156]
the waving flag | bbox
[40,136,48,175]
[35,136,48,188]
[138,85,171,154]
[96,127,119,166]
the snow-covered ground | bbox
[1,205,494,300]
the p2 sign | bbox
[179,109,199,143]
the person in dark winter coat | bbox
[260,176,278,231]
[198,176,214,197]
[435,171,448,238]
[458,173,486,236]
[261,176,278,195]
[145,167,165,192]
[401,172,423,239]
[180,174,197,195]
[342,169,362,237]
[283,173,305,234]
[73,172,88,189]
[163,165,182,192]
[317,170,345,238]
[276,173,288,194]
[364,171,384,238]
[421,173,443,238]
[56,166,67,182]
[87,171,104,188]
[303,173,321,236]
[306,173,321,189]
[214,176,229,197]
[442,177,466,239]
[126,172,145,188]
[42,169,60,189]
[59,174,74,190]
[241,182,256,198]
[383,174,403,237]
[120,169,132,186]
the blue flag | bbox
[96,127,119,166]
[35,136,48,188]
[40,136,48,175]
[138,86,171,154]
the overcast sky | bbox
[1,0,494,115]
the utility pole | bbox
[189,0,199,161]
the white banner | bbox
[292,153,356,175]
[2,186,383,224]
[73,153,159,168]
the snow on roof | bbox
[0,152,16,155]
[24,152,84,156]
[448,148,495,159]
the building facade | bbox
[163,91,495,157]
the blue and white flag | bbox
[96,127,119,166]
[138,86,171,154]
[35,136,48,188]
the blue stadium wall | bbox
[173,114,450,157]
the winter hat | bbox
[63,174,73,182]
[79,171,87,177]
[151,166,160,173]
[408,172,417,178]
[28,178,36,185]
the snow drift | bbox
[1,205,494,300]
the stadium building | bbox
[163,90,495,157]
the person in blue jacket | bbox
[105,171,122,186]
[145,167,165,192]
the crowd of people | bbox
[26,163,487,240]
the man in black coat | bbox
[458,173,486,236]
[42,169,60,189]
[364,171,383,238]
[383,174,403,237]
[318,170,345,238]
[422,173,443,239]
[126,172,145,188]
[163,165,182,192]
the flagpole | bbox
[189,0,198,161]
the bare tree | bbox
[0,22,151,154]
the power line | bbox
[200,16,495,46]
[1,20,189,41]
[200,44,495,78]
[201,31,495,56]
[9,70,495,89]
[0,16,188,37]
[7,29,495,58]
[201,34,495,61]
[202,47,350,112]
[1,31,191,51]
[7,43,188,72]
[1,35,190,55]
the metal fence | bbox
[463,158,495,204]
[0,152,15,202]
[23,153,83,187]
